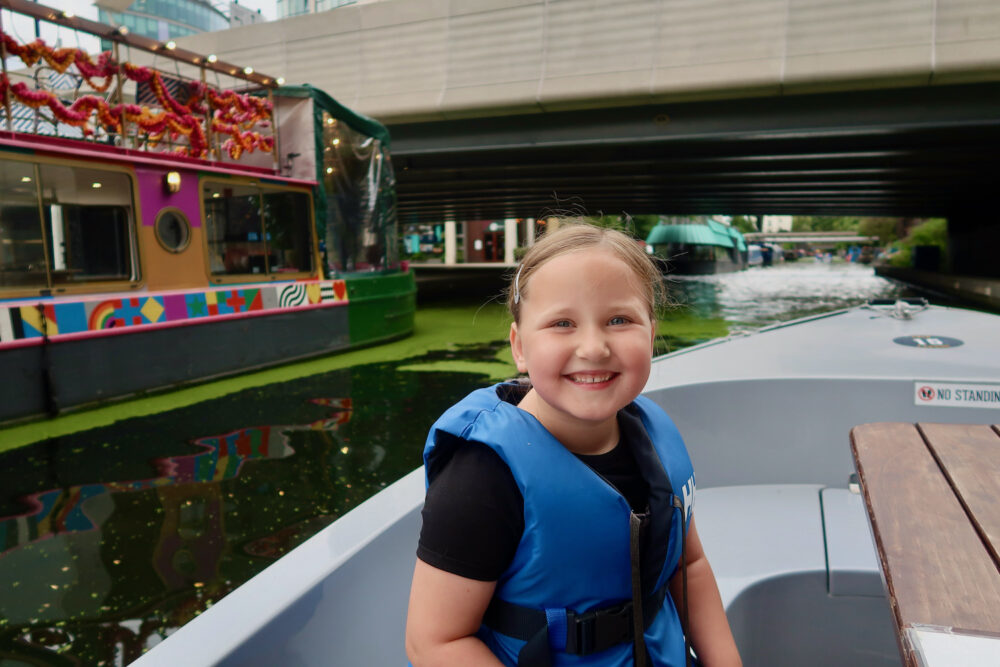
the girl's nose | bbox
[576,327,610,359]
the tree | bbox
[888,218,948,270]
[591,214,659,242]
[792,216,861,232]
[857,218,899,246]
[730,215,758,234]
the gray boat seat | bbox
[695,485,901,667]
[820,487,885,597]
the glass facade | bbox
[277,0,358,19]
[98,0,228,43]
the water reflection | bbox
[0,359,492,665]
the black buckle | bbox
[566,601,633,655]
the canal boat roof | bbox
[646,220,747,250]
[648,300,1000,388]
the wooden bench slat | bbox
[919,422,1000,570]
[850,422,1000,639]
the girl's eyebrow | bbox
[603,300,646,311]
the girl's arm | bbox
[405,558,505,666]
[668,520,742,667]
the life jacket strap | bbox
[482,584,669,666]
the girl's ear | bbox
[510,322,528,373]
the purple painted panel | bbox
[135,166,202,227]
[162,293,189,321]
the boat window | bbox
[154,208,191,253]
[36,164,135,285]
[0,160,137,291]
[204,183,268,275]
[0,161,47,289]
[203,182,314,277]
[262,190,313,273]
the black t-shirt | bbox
[417,418,650,582]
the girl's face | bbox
[509,247,655,444]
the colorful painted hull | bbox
[0,271,415,423]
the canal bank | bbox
[875,265,1000,312]
[410,262,514,303]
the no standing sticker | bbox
[914,382,1000,409]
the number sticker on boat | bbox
[894,335,963,348]
[914,382,1000,409]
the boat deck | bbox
[851,422,1000,666]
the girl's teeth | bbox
[572,374,611,383]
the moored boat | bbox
[646,218,749,275]
[130,299,1000,666]
[0,3,415,424]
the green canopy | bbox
[646,223,734,248]
[728,227,747,252]
[706,219,747,250]
[277,84,391,147]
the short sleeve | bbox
[417,441,525,581]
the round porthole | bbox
[155,208,191,253]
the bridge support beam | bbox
[504,218,518,264]
[444,221,457,266]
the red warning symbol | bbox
[918,386,935,401]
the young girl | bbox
[406,222,741,667]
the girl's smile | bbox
[565,371,616,385]
[510,246,655,454]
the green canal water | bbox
[0,263,906,665]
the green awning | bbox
[705,219,741,250]
[646,223,734,248]
[728,228,747,252]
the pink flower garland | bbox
[1,31,274,160]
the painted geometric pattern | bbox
[0,280,348,343]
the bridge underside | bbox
[389,82,1000,223]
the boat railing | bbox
[0,0,280,167]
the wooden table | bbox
[850,423,1000,666]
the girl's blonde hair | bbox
[506,220,666,323]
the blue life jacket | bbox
[424,382,695,667]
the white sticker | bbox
[914,382,1000,409]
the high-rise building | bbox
[229,2,267,28]
[95,0,264,42]
[276,0,370,20]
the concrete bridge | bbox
[744,232,880,245]
[181,0,1000,125]
[177,0,1000,277]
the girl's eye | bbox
[609,316,629,326]
[553,320,572,328]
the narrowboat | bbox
[0,1,415,424]
[646,218,748,275]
